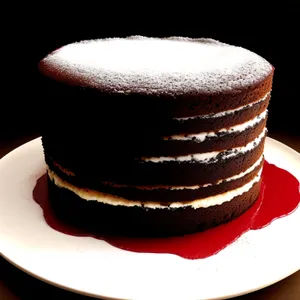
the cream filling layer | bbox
[143,128,266,163]
[175,92,270,121]
[167,110,267,141]
[48,167,262,209]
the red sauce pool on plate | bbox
[33,161,300,259]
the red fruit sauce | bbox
[33,161,300,260]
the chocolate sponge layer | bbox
[48,175,261,237]
[39,68,273,119]
[47,156,263,203]
[43,133,266,186]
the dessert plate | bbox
[0,137,299,300]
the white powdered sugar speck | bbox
[41,36,273,95]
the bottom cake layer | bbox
[47,174,261,237]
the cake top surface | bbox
[40,36,273,95]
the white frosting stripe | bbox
[143,128,266,163]
[170,154,263,190]
[167,110,267,142]
[175,92,270,121]
[47,167,262,209]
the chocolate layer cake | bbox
[39,36,274,237]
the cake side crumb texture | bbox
[39,35,274,236]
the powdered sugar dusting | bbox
[41,36,273,95]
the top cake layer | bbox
[39,36,273,96]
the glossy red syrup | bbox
[33,161,300,259]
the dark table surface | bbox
[0,132,299,300]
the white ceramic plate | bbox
[0,137,299,300]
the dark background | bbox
[1,4,300,299]
[3,3,299,139]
